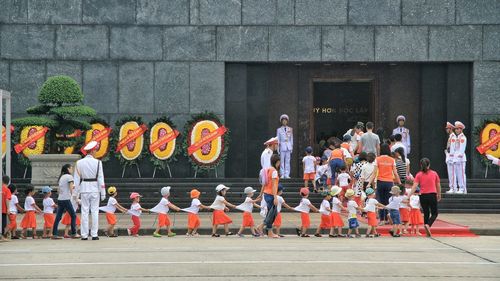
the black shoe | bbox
[92,237,99,240]
[295,228,301,236]
[81,237,88,241]
[11,236,20,240]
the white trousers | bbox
[280,151,291,178]
[80,192,100,238]
[453,162,467,193]
[446,161,455,191]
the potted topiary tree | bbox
[13,75,97,188]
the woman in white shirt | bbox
[52,164,80,239]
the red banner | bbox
[149,129,179,153]
[14,127,49,154]
[476,134,500,154]
[80,127,112,155]
[188,126,227,156]
[115,124,148,153]
[2,125,14,142]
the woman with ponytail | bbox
[410,158,441,237]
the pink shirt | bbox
[414,170,440,194]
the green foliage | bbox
[12,117,58,128]
[39,76,83,105]
[50,105,96,118]
[26,105,52,115]
[13,75,97,160]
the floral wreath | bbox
[110,116,148,168]
[182,112,230,171]
[148,116,181,170]
[473,118,500,167]
[12,119,52,167]
[84,117,112,162]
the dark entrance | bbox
[313,81,373,143]
[225,63,471,178]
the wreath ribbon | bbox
[476,134,500,154]
[187,126,227,156]
[115,124,148,153]
[14,127,49,154]
[81,127,112,155]
[149,129,179,153]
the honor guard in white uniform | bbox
[277,114,293,179]
[261,137,278,169]
[445,122,456,193]
[74,141,106,240]
[392,115,411,155]
[450,121,467,194]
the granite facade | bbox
[0,0,498,177]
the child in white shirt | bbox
[20,185,42,239]
[363,188,385,237]
[41,186,57,238]
[409,187,424,236]
[314,191,332,237]
[346,189,363,238]
[183,189,210,236]
[386,186,408,237]
[99,186,127,238]
[273,184,293,237]
[127,192,150,237]
[236,187,262,237]
[314,156,331,192]
[6,185,24,239]
[151,186,181,238]
[336,166,352,203]
[302,146,317,191]
[329,186,347,237]
[210,184,237,237]
[294,187,319,237]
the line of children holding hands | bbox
[6,180,425,239]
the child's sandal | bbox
[329,234,338,238]
[300,234,310,237]
[225,232,234,236]
[211,234,220,237]
[314,233,322,237]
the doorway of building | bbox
[313,81,374,144]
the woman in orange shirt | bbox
[368,144,401,224]
[260,154,281,238]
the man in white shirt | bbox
[450,121,467,194]
[390,134,406,157]
[74,141,105,240]
[261,137,278,169]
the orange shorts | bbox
[106,213,117,225]
[399,208,410,223]
[8,213,17,230]
[330,212,344,227]
[303,172,315,180]
[187,213,200,229]
[213,210,232,225]
[300,212,310,228]
[61,212,81,226]
[43,213,55,228]
[367,211,378,227]
[242,212,254,227]
[410,209,424,225]
[21,211,36,229]
[319,214,332,229]
[273,212,282,227]
[158,213,171,227]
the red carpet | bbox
[355,215,477,237]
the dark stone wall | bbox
[0,0,498,178]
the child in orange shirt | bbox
[99,186,127,237]
[41,186,57,238]
[6,185,24,239]
[236,187,261,237]
[127,192,150,237]
[20,185,42,239]
[182,189,210,236]
[210,184,237,237]
[294,187,319,237]
[151,186,181,238]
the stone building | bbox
[0,0,499,178]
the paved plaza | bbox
[1,235,499,280]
